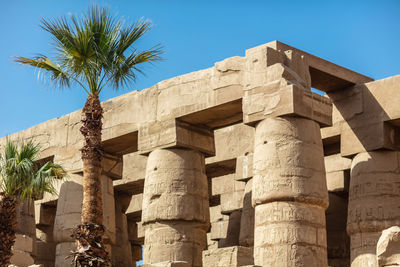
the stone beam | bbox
[138,119,215,156]
[264,40,374,92]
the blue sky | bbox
[1,0,399,138]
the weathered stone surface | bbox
[202,246,254,267]
[324,153,352,173]
[326,171,350,192]
[13,234,33,253]
[10,249,35,267]
[347,151,400,267]
[211,174,245,196]
[235,153,253,182]
[206,123,254,165]
[377,226,400,267]
[142,149,209,223]
[252,117,328,207]
[114,152,147,193]
[126,193,143,219]
[239,179,254,247]
[55,242,76,267]
[112,201,133,267]
[142,148,209,266]
[254,202,327,266]
[221,190,244,214]
[53,179,83,243]
[243,84,332,127]
[252,117,328,266]
[144,222,207,267]
[139,119,215,156]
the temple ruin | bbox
[2,40,400,267]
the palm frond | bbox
[116,19,151,56]
[0,140,66,199]
[14,56,71,88]
[109,45,163,90]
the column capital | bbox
[138,119,215,156]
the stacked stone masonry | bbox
[1,40,400,267]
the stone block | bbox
[202,246,254,267]
[326,170,349,192]
[243,84,332,126]
[211,56,245,91]
[143,222,206,267]
[137,221,145,240]
[252,117,328,208]
[10,249,35,266]
[126,193,143,219]
[55,242,76,267]
[341,121,400,157]
[220,190,244,214]
[211,174,245,196]
[254,202,328,266]
[239,179,254,247]
[235,153,253,182]
[206,123,254,164]
[207,232,218,250]
[209,205,227,223]
[114,152,147,193]
[16,200,36,237]
[377,226,400,267]
[53,180,83,243]
[13,234,33,253]
[324,153,352,173]
[217,210,242,248]
[138,119,215,156]
[210,219,229,240]
[142,149,209,224]
[156,68,214,121]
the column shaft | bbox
[142,148,209,267]
[347,151,400,267]
[253,117,329,267]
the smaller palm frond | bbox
[0,140,66,200]
[14,56,70,88]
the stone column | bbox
[242,45,332,267]
[11,200,36,266]
[53,179,83,267]
[347,151,400,267]
[252,117,329,266]
[138,118,215,267]
[142,148,209,267]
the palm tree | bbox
[14,5,163,266]
[0,140,66,266]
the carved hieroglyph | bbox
[142,149,210,267]
[252,117,329,267]
[347,151,400,267]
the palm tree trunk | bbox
[0,193,18,266]
[72,94,110,266]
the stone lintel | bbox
[263,40,374,91]
[340,121,400,157]
[138,119,215,156]
[243,84,332,126]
